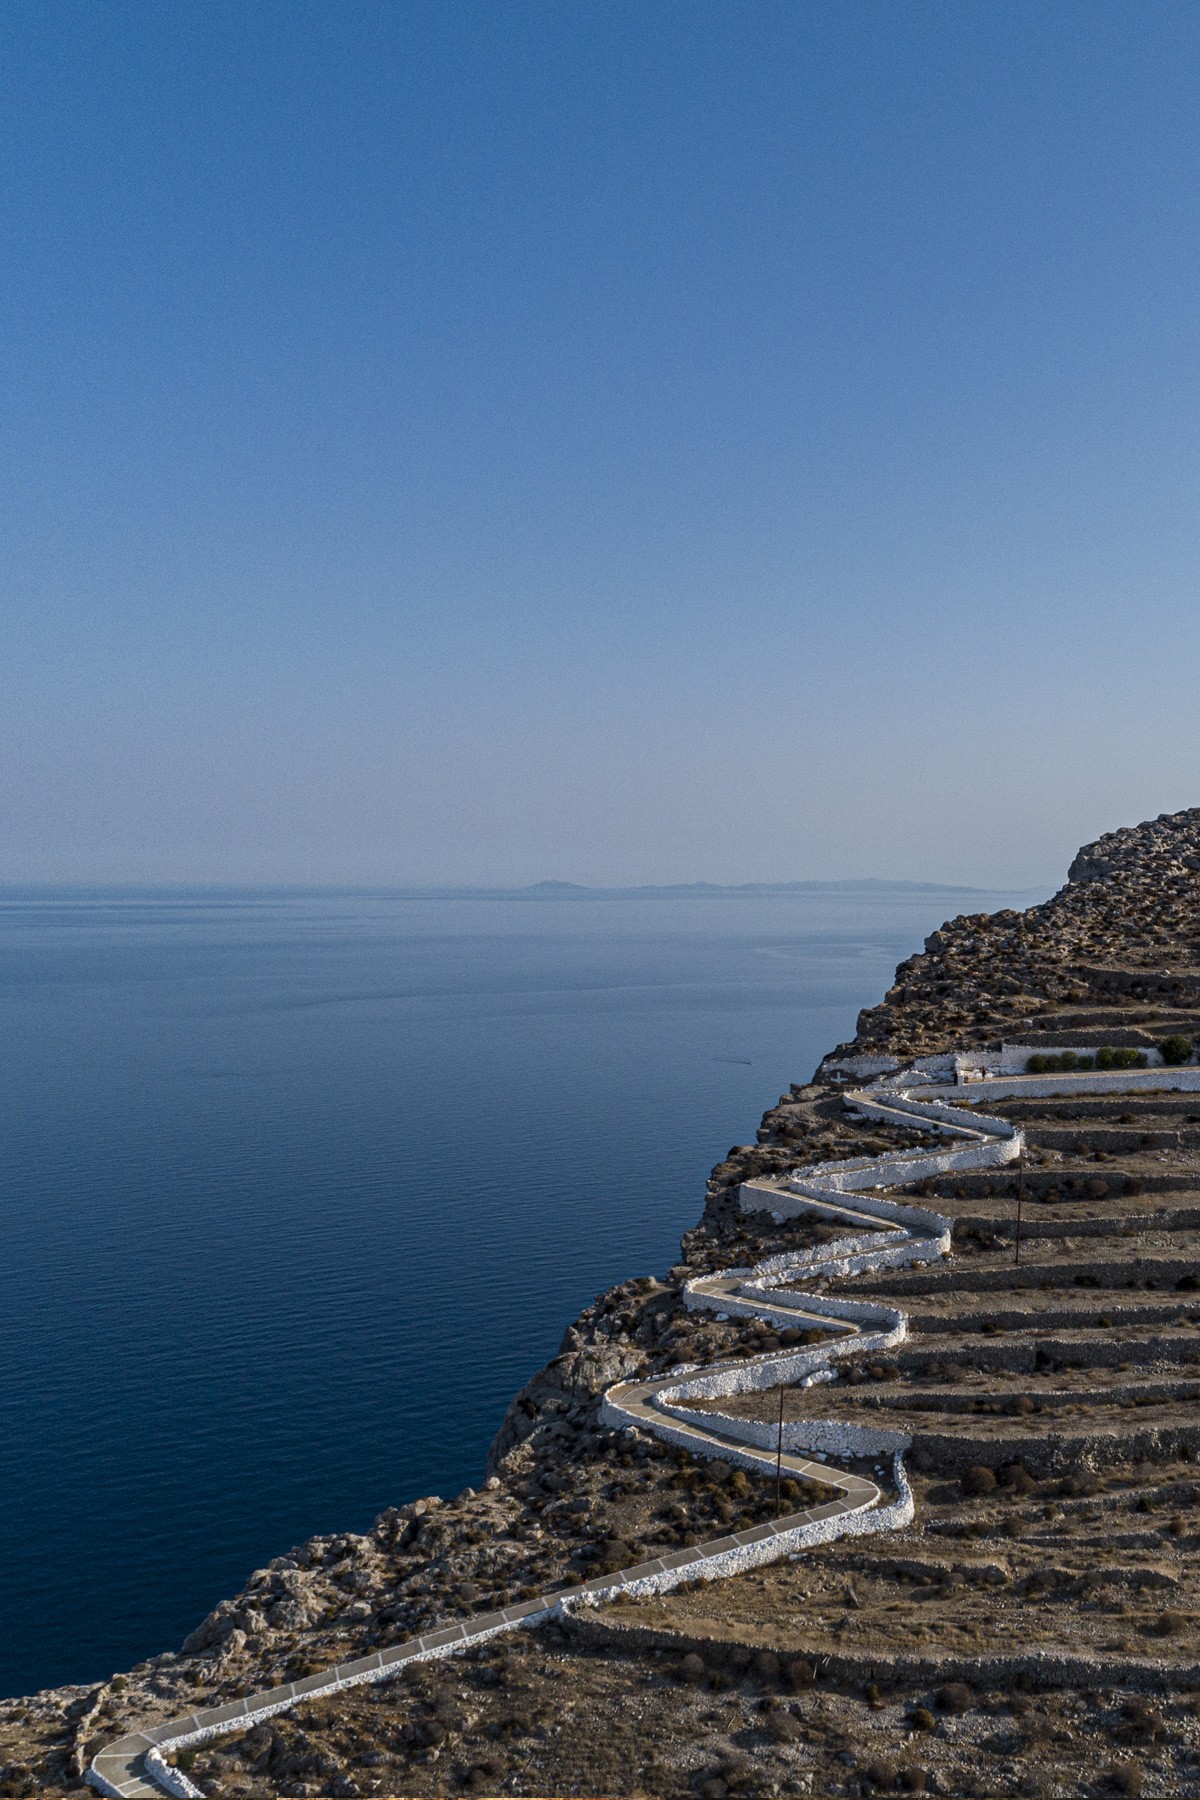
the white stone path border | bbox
[88,1064,1200,1797]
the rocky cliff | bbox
[4,809,1200,1800]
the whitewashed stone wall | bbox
[956,1043,1170,1076]
[98,1059,1158,1800]
[928,1067,1200,1101]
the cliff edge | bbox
[5,809,1200,1800]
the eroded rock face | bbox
[261,1570,324,1633]
[180,1599,245,1656]
[487,1338,646,1469]
[850,807,1200,1058]
[1068,808,1200,886]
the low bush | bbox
[1160,1034,1194,1065]
[1027,1048,1149,1073]
[766,1707,802,1743]
[1098,1046,1150,1070]
[935,1681,974,1713]
[999,1460,1038,1494]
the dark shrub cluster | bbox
[1096,1046,1150,1070]
[1026,1049,1148,1073]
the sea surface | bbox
[0,882,1041,1698]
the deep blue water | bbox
[0,884,1037,1698]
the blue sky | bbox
[4,1,1200,887]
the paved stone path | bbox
[92,1063,1184,1797]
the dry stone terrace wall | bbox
[88,1062,1170,1800]
[849,806,1200,1057]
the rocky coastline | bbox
[5,808,1200,1799]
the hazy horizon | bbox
[0,874,1045,899]
[5,4,1200,891]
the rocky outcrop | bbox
[1067,808,1200,885]
[850,808,1200,1057]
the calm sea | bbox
[0,883,1037,1697]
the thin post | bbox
[1014,1146,1025,1267]
[775,1382,785,1517]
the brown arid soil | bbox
[5,808,1200,1800]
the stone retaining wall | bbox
[564,1614,1200,1697]
[91,1061,1172,1799]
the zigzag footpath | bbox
[88,1062,1200,1800]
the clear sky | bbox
[4,1,1200,888]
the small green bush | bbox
[1027,1047,1148,1075]
[1160,1034,1194,1066]
[1095,1046,1149,1070]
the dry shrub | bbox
[935,1681,974,1714]
[766,1708,801,1743]
[1115,1697,1164,1744]
[897,1770,929,1795]
[1000,1460,1038,1495]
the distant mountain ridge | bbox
[515,877,1016,898]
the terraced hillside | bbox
[848,809,1200,1059]
[662,1078,1200,1665]
[4,809,1200,1800]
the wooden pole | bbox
[775,1382,785,1517]
[1014,1146,1025,1267]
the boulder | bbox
[181,1599,244,1655]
